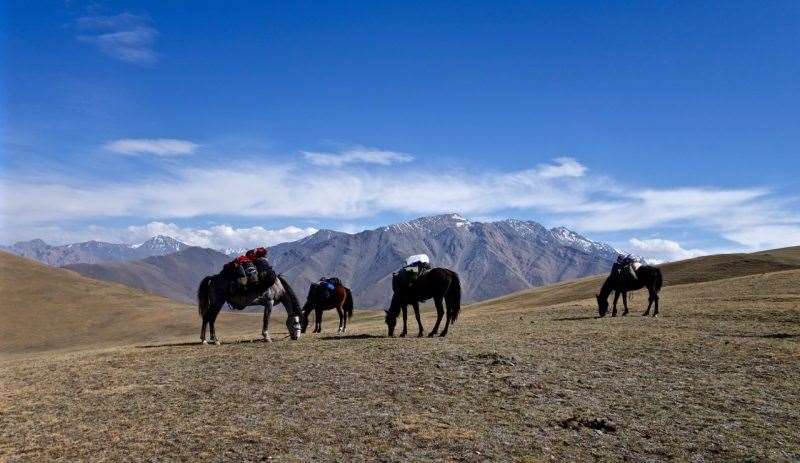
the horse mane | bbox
[277,275,301,316]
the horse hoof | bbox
[399,333,407,338]
[427,332,437,338]
[417,332,424,338]
[201,340,208,345]
[439,332,447,338]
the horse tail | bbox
[654,268,663,293]
[278,275,301,316]
[446,271,462,323]
[344,288,354,319]
[197,276,213,318]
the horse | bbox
[596,264,663,317]
[197,273,303,344]
[301,282,354,334]
[385,267,461,338]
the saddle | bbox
[221,255,277,295]
[611,262,638,285]
[313,277,343,301]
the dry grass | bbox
[2,261,799,461]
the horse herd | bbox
[196,261,662,344]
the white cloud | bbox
[105,139,199,156]
[536,157,587,178]
[627,238,709,264]
[119,222,318,249]
[2,155,798,252]
[76,13,158,65]
[9,222,318,249]
[302,146,413,166]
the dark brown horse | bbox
[301,282,354,334]
[385,267,461,337]
[596,264,663,317]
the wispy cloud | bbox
[104,138,199,156]
[1,155,798,251]
[105,222,317,249]
[627,238,710,264]
[302,146,413,166]
[76,13,158,65]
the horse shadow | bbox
[552,315,600,321]
[136,337,277,349]
[318,333,383,341]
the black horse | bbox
[197,273,303,344]
[596,264,663,317]
[301,282,354,334]
[385,267,462,338]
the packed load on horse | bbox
[397,254,432,287]
[222,247,277,292]
[611,253,641,284]
[313,276,343,300]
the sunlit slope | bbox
[469,245,800,312]
[0,251,255,356]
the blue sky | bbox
[1,1,799,261]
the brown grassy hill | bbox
[64,247,231,303]
[0,251,257,357]
[474,245,800,312]
[2,258,798,461]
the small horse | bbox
[301,282,354,334]
[596,264,663,317]
[197,274,303,344]
[385,267,461,338]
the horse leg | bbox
[439,307,451,337]
[336,306,344,334]
[621,292,629,316]
[201,318,208,344]
[342,303,348,333]
[209,303,222,345]
[262,300,273,342]
[412,302,424,337]
[644,290,653,316]
[652,290,659,317]
[612,291,620,317]
[428,297,444,337]
[399,304,408,337]
[314,307,322,333]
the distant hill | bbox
[1,235,188,266]
[64,247,231,303]
[0,251,255,357]
[472,245,800,312]
[269,214,621,307]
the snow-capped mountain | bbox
[268,213,621,307]
[1,236,190,266]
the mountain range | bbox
[267,214,619,307]
[6,214,622,307]
[1,235,188,266]
[63,247,231,303]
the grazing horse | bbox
[301,283,354,334]
[385,267,461,338]
[197,274,303,344]
[596,265,663,317]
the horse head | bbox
[596,293,609,318]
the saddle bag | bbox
[254,257,277,288]
[242,261,259,285]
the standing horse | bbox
[197,274,302,344]
[301,283,354,334]
[596,265,663,317]
[385,267,461,338]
